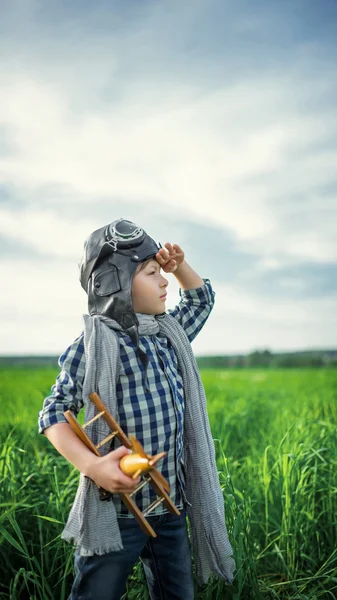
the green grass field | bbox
[0,367,336,599]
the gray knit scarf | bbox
[61,313,235,586]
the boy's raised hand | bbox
[156,243,185,273]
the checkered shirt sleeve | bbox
[167,278,215,342]
[38,335,85,434]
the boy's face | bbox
[131,258,168,315]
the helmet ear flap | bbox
[93,265,121,297]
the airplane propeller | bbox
[119,435,170,492]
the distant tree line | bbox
[0,349,336,369]
[196,349,337,369]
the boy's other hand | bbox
[86,446,141,494]
[156,243,185,273]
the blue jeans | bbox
[69,509,194,600]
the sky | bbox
[1,0,337,356]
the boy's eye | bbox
[149,269,162,276]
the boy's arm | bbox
[171,259,204,291]
[38,335,86,434]
[39,335,140,493]
[167,275,215,343]
[44,422,101,476]
[156,244,215,343]
[156,242,215,342]
[44,422,139,494]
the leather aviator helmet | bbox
[79,218,162,351]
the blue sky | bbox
[1,0,336,355]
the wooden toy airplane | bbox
[64,391,180,538]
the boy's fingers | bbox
[157,250,170,264]
[116,471,141,488]
[111,446,132,459]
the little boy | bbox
[38,218,235,600]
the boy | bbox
[38,218,235,600]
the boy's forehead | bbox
[147,258,160,267]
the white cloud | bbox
[1,70,336,264]
[1,1,337,353]
[0,207,98,260]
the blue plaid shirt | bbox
[38,279,215,516]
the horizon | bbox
[1,346,337,360]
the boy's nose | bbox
[160,275,168,287]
